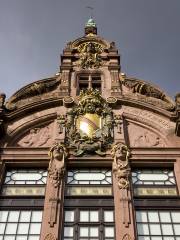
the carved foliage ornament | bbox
[111,142,131,189]
[48,143,68,188]
[77,42,103,69]
[65,89,114,156]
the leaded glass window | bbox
[136,210,180,240]
[132,169,177,196]
[63,208,115,240]
[0,210,42,240]
[2,169,47,196]
[67,169,112,185]
[66,169,112,196]
[132,169,175,185]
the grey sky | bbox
[0,0,180,99]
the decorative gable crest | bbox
[64,89,114,156]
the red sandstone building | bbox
[0,19,180,240]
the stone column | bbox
[40,143,68,240]
[111,143,136,240]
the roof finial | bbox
[85,6,97,36]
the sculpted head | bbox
[49,143,67,161]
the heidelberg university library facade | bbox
[0,19,180,240]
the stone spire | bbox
[85,17,97,36]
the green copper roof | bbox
[85,18,96,27]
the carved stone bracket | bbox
[48,143,68,188]
[111,142,130,189]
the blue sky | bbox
[0,0,180,99]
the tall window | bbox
[0,168,47,240]
[132,168,179,240]
[63,169,115,240]
[77,74,101,94]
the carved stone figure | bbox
[175,93,180,110]
[48,143,68,188]
[18,124,52,147]
[111,142,130,189]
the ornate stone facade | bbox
[0,18,179,240]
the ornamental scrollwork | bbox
[64,89,114,156]
[77,42,103,69]
[111,142,131,189]
[48,143,68,188]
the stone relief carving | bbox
[48,143,68,188]
[76,42,103,69]
[5,78,60,110]
[111,142,130,189]
[18,123,53,147]
[63,89,114,156]
[128,123,165,147]
[122,234,133,240]
[44,233,56,240]
[121,77,175,111]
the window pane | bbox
[80,211,89,222]
[28,236,39,240]
[29,223,41,234]
[149,224,161,235]
[0,211,8,222]
[90,227,98,237]
[4,237,15,240]
[174,224,180,235]
[80,227,89,237]
[105,227,114,237]
[64,227,74,237]
[65,211,74,222]
[171,212,180,222]
[137,224,149,235]
[19,211,31,222]
[16,236,27,240]
[104,211,114,222]
[148,212,159,222]
[5,223,18,234]
[17,223,29,234]
[136,211,147,222]
[90,211,99,222]
[161,224,173,235]
[159,212,171,222]
[8,211,20,222]
[31,211,42,222]
[0,223,6,234]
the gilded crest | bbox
[64,89,114,156]
[77,42,103,69]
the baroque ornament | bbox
[77,42,103,69]
[111,142,131,189]
[65,89,114,156]
[48,143,68,187]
